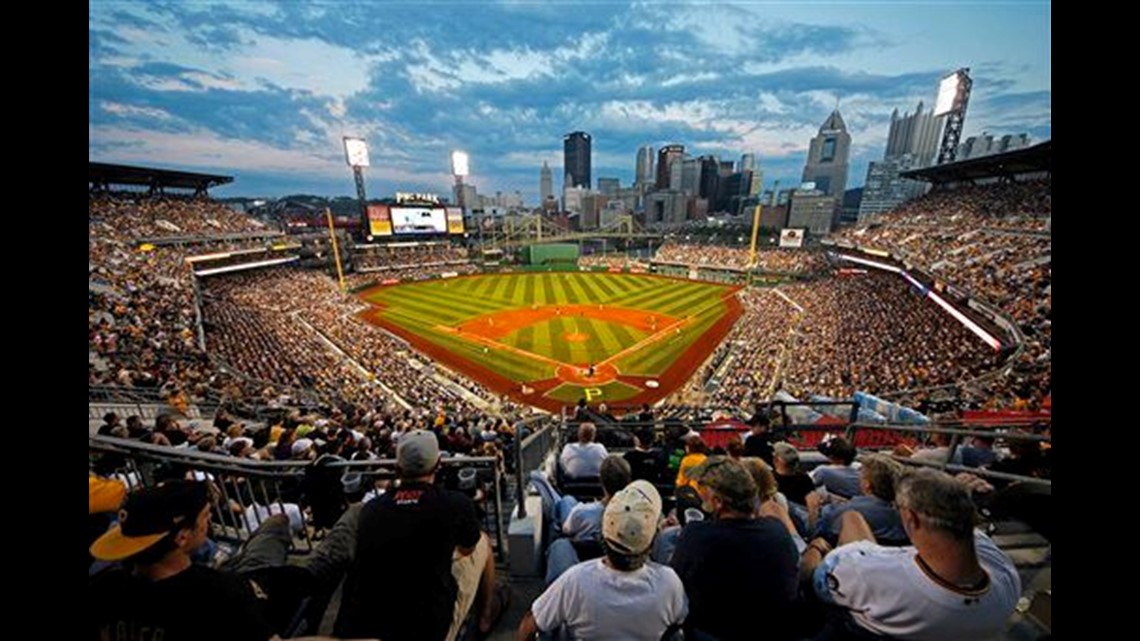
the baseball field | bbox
[357,271,742,412]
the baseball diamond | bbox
[357,272,742,411]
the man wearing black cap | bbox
[89,480,284,640]
[336,429,505,641]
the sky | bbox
[89,0,1051,203]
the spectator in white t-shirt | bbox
[559,423,609,479]
[805,469,1020,641]
[517,481,687,641]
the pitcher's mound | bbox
[563,332,589,342]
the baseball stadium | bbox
[89,147,1052,641]
[89,6,1052,639]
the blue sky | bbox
[89,1,1051,203]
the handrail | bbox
[513,415,560,519]
[90,435,509,557]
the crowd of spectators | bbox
[779,272,1000,400]
[91,195,527,438]
[654,242,826,273]
[833,180,1050,409]
[201,267,518,419]
[90,193,269,239]
[352,244,469,272]
[692,271,999,411]
[576,253,649,269]
[88,228,209,398]
[701,287,801,409]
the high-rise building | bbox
[563,131,592,189]
[699,156,721,201]
[722,171,753,215]
[563,185,590,214]
[801,110,851,198]
[453,183,478,211]
[540,161,553,202]
[669,157,684,191]
[994,133,1030,154]
[886,102,944,168]
[597,177,620,195]
[858,154,930,223]
[739,153,756,172]
[656,144,685,190]
[856,101,943,222]
[788,187,839,235]
[645,190,687,225]
[957,132,1031,160]
[636,146,655,187]
[681,158,701,195]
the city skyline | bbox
[89,1,1051,203]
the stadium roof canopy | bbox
[901,140,1051,185]
[89,162,233,194]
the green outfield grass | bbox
[499,315,648,365]
[360,272,735,401]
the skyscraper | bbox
[858,101,944,223]
[699,156,720,201]
[563,131,592,189]
[885,101,943,168]
[656,144,684,190]
[636,146,655,187]
[540,161,553,202]
[680,158,701,195]
[801,110,851,197]
[739,153,756,172]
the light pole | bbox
[451,150,477,254]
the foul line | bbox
[435,325,566,369]
[598,289,737,369]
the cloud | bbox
[88,1,1050,201]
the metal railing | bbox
[512,415,560,519]
[90,434,510,558]
[89,385,223,421]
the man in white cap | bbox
[336,429,507,641]
[517,480,688,641]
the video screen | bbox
[391,206,447,234]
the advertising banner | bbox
[367,204,393,237]
[779,228,805,248]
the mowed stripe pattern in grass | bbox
[499,315,646,366]
[361,273,732,383]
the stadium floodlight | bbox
[934,71,963,116]
[451,150,470,178]
[344,137,370,167]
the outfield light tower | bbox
[344,136,371,221]
[452,150,480,250]
[934,68,973,165]
[338,136,371,292]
